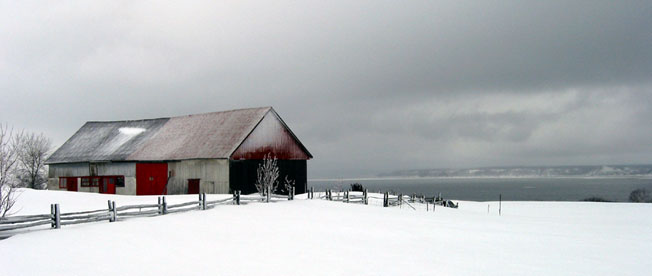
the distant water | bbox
[308,177,652,202]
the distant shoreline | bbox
[309,175,652,182]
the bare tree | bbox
[0,124,21,217]
[283,175,295,192]
[255,153,279,195]
[16,132,51,190]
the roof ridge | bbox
[86,117,170,123]
[84,107,272,124]
[171,106,272,119]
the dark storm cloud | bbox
[1,1,651,178]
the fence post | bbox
[383,192,388,207]
[108,200,116,222]
[112,201,117,222]
[199,193,203,210]
[310,187,314,199]
[158,197,162,214]
[236,190,241,205]
[52,204,60,229]
[499,194,502,216]
[50,204,55,228]
[364,189,368,205]
[202,193,207,210]
[162,196,168,214]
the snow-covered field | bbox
[1,189,651,275]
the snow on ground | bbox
[1,189,651,275]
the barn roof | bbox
[46,107,311,164]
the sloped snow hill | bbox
[1,189,651,276]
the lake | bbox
[308,177,652,202]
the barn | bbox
[45,107,312,195]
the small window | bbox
[115,176,125,187]
[91,177,100,187]
[59,178,67,189]
[81,177,90,187]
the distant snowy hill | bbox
[379,165,652,178]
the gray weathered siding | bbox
[167,159,229,194]
[47,162,137,195]
[48,163,89,178]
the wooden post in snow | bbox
[108,200,116,222]
[383,192,388,207]
[199,193,203,209]
[236,190,241,205]
[310,187,314,199]
[51,204,60,229]
[499,194,502,216]
[158,197,162,214]
[202,193,207,209]
[50,204,58,228]
[364,189,368,205]
[162,196,167,214]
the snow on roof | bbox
[46,107,293,164]
[46,118,169,164]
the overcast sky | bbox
[1,1,651,178]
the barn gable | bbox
[230,109,312,160]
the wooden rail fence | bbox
[0,189,296,234]
[317,189,458,211]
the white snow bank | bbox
[1,189,651,276]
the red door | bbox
[100,177,116,194]
[66,177,78,192]
[187,179,200,194]
[136,163,168,195]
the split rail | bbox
[317,188,458,211]
[0,188,295,235]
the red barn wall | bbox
[231,112,310,160]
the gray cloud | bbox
[1,1,651,178]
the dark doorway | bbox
[188,179,200,194]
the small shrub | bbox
[629,189,651,203]
[350,183,364,192]
[581,197,612,202]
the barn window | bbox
[101,176,125,187]
[81,177,90,187]
[81,176,101,187]
[59,178,67,189]
[115,176,125,187]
